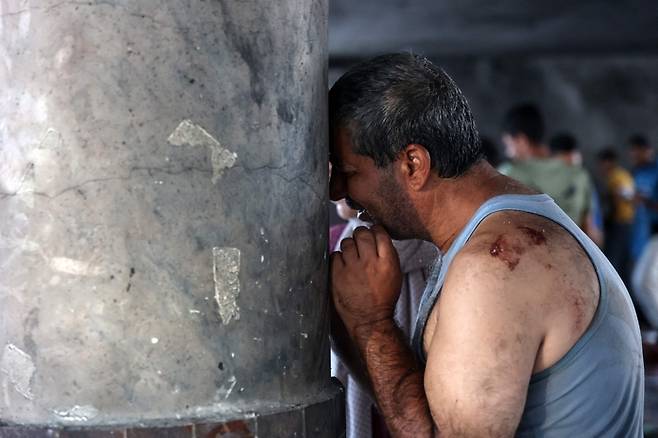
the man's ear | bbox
[399,144,431,191]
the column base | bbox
[0,381,344,438]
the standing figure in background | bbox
[549,132,604,247]
[628,135,658,262]
[500,105,597,242]
[498,103,549,174]
[597,148,635,289]
[330,200,438,438]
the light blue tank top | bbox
[411,194,644,437]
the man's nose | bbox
[329,173,346,201]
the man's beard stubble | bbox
[374,174,429,242]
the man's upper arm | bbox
[423,252,544,437]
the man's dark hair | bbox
[502,103,545,144]
[550,133,578,154]
[329,52,482,178]
[628,134,650,149]
[597,147,618,162]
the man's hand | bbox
[330,225,402,338]
[330,225,436,437]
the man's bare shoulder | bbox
[439,210,599,372]
[449,211,564,283]
[423,213,554,436]
[433,213,560,345]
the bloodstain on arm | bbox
[489,235,522,271]
[489,226,546,271]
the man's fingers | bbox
[340,237,359,258]
[352,226,378,258]
[371,224,396,259]
[330,250,345,265]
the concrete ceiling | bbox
[329,0,658,63]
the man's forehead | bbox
[330,127,355,164]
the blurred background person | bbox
[629,134,658,263]
[500,104,597,242]
[597,148,636,291]
[498,103,548,174]
[550,132,584,166]
[550,132,604,246]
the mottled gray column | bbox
[0,0,339,431]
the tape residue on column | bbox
[167,120,237,184]
[1,344,36,400]
[49,257,105,276]
[212,247,241,325]
[52,405,99,422]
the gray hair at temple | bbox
[329,52,482,178]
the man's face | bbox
[501,133,530,161]
[329,128,422,240]
[563,151,582,167]
[630,145,654,167]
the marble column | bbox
[0,0,341,435]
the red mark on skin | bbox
[518,226,547,245]
[573,296,585,329]
[489,235,522,271]
[571,292,587,330]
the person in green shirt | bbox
[549,132,603,247]
[500,105,597,243]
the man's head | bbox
[550,132,582,166]
[628,134,654,167]
[597,147,618,176]
[328,53,482,240]
[501,103,547,160]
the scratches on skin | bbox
[570,289,588,330]
[517,226,547,245]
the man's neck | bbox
[420,162,533,253]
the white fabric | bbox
[632,236,658,328]
[330,219,440,438]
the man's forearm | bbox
[353,318,436,437]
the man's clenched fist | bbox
[330,225,403,338]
